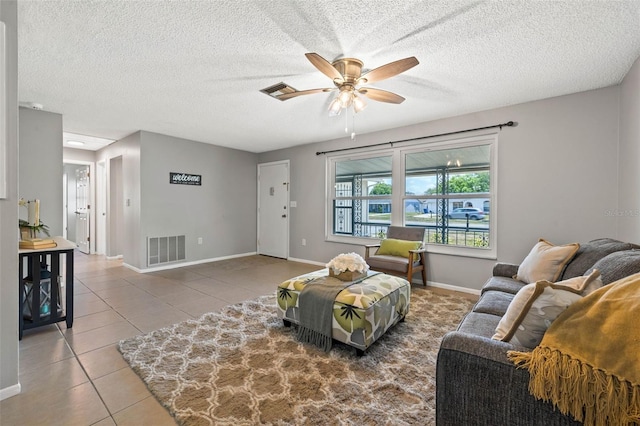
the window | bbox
[329,155,392,239]
[326,134,497,258]
[404,143,492,254]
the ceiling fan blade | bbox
[305,53,344,83]
[358,88,406,104]
[276,88,334,101]
[359,57,419,84]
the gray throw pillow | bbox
[585,249,640,285]
[561,238,635,280]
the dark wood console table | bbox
[19,237,75,340]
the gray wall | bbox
[0,0,19,398]
[259,86,624,291]
[139,131,258,268]
[18,108,63,236]
[96,130,258,270]
[618,56,640,242]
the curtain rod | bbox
[315,121,515,156]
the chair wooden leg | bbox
[407,262,414,284]
[421,266,427,286]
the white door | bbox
[258,161,289,258]
[75,166,90,254]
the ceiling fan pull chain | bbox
[345,110,349,134]
[351,108,357,140]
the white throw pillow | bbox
[514,239,580,283]
[493,270,601,348]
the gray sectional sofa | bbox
[436,238,640,425]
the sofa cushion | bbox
[515,239,579,283]
[457,311,502,339]
[561,238,636,280]
[586,249,640,284]
[367,254,419,273]
[473,290,515,316]
[493,270,601,348]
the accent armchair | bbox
[364,226,427,285]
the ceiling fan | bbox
[276,53,419,115]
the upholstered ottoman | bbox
[276,269,411,354]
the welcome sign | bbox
[170,172,202,186]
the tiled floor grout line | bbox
[55,320,123,425]
[58,278,147,424]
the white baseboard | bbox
[422,279,481,296]
[0,383,21,401]
[286,257,326,267]
[106,254,123,260]
[124,251,258,273]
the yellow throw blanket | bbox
[508,272,640,425]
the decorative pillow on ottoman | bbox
[514,239,580,283]
[493,270,601,348]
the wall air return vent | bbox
[148,235,186,266]
[260,82,297,100]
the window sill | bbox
[326,235,497,260]
[326,234,382,247]
[425,243,497,260]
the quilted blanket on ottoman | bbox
[276,269,411,351]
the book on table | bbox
[19,238,57,250]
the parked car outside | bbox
[447,207,485,220]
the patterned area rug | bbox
[118,287,475,425]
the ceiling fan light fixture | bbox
[338,87,353,107]
[353,95,366,113]
[328,98,342,116]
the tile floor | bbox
[1,251,477,425]
[1,252,320,425]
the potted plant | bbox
[18,198,50,240]
[19,219,50,240]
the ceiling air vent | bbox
[260,82,297,101]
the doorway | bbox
[108,156,124,258]
[257,160,289,258]
[75,166,90,254]
[63,162,91,253]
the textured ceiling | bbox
[18,0,640,153]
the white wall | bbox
[18,108,63,236]
[618,56,640,241]
[63,147,96,163]
[259,86,623,291]
[0,0,20,400]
